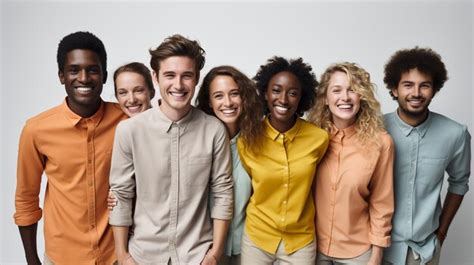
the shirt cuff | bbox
[448,184,469,195]
[369,232,391,248]
[14,209,42,226]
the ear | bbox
[58,70,65,84]
[391,87,399,98]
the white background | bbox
[1,1,472,264]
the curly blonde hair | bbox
[308,62,384,144]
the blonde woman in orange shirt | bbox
[308,63,395,265]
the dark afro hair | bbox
[383,47,448,100]
[254,56,318,116]
[57,31,107,82]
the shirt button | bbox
[284,184,288,188]
[331,185,336,190]
[282,201,287,205]
[281,218,285,222]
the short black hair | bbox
[254,56,318,116]
[57,31,107,82]
[384,47,448,100]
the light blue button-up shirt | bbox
[224,133,252,256]
[383,111,471,265]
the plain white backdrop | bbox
[1,1,472,264]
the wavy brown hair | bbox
[308,62,384,144]
[196,65,264,152]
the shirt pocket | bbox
[418,157,448,185]
[185,155,212,187]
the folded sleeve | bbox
[446,126,471,195]
[210,123,233,220]
[109,121,136,226]
[14,122,44,226]
[368,134,395,247]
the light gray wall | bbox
[1,1,472,264]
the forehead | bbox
[116,72,146,86]
[269,71,300,88]
[64,49,101,66]
[400,68,433,82]
[329,71,349,85]
[158,56,196,73]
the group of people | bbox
[14,31,470,265]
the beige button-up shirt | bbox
[109,106,233,265]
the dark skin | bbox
[18,49,106,264]
[436,192,464,245]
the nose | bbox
[224,94,232,107]
[127,92,137,103]
[413,85,421,97]
[341,90,350,101]
[78,69,89,83]
[173,77,183,90]
[278,92,288,104]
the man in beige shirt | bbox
[109,34,233,265]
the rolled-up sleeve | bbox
[368,134,395,247]
[109,121,136,226]
[446,126,471,195]
[14,122,44,226]
[210,124,233,220]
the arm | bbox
[18,224,41,265]
[436,193,464,245]
[109,122,136,259]
[368,135,395,265]
[202,219,231,265]
[206,125,233,264]
[14,123,44,264]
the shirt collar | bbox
[393,109,432,138]
[61,98,105,127]
[230,132,240,145]
[151,104,195,133]
[264,116,302,142]
[330,123,357,139]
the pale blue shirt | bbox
[383,111,471,265]
[225,133,252,256]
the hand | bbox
[118,253,138,265]
[200,252,218,265]
[367,245,383,265]
[108,191,118,210]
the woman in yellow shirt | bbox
[238,56,329,264]
[308,62,394,265]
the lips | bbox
[221,109,237,115]
[407,98,423,107]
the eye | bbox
[68,67,79,74]
[230,90,240,97]
[288,90,299,97]
[272,87,281,94]
[183,74,194,80]
[117,91,127,96]
[213,93,224,100]
[88,67,100,74]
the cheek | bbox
[209,98,220,113]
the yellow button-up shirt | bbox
[238,117,329,254]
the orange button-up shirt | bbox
[315,125,394,258]
[14,100,127,264]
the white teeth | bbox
[127,106,141,112]
[170,91,185,97]
[338,104,353,109]
[222,109,236,114]
[76,87,92,92]
[275,106,289,112]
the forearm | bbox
[112,226,130,261]
[368,245,384,265]
[18,223,40,265]
[208,219,230,260]
[437,192,464,243]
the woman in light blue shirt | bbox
[196,65,264,265]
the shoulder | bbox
[193,108,227,133]
[103,101,128,119]
[377,130,395,149]
[24,104,63,129]
[300,118,329,140]
[430,112,467,132]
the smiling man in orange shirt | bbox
[14,31,127,264]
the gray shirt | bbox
[383,111,471,265]
[109,106,233,265]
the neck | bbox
[225,122,239,139]
[67,98,101,118]
[269,115,296,133]
[333,118,355,130]
[397,108,429,127]
[160,103,192,122]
